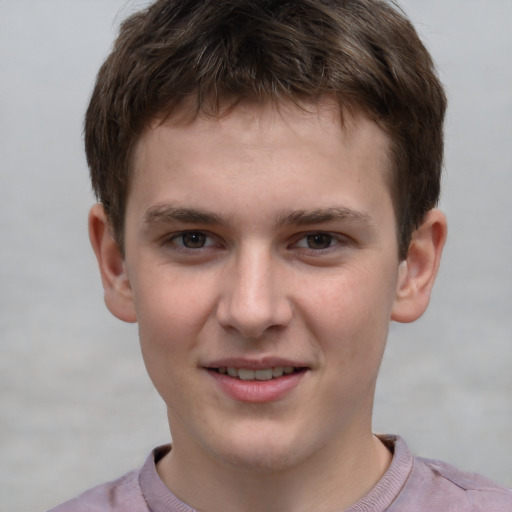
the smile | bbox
[213,366,301,381]
[207,365,307,402]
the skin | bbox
[90,97,446,512]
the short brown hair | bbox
[85,0,446,258]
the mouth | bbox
[205,362,308,402]
[208,366,306,381]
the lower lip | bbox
[207,370,306,403]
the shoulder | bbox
[47,469,148,512]
[396,454,512,511]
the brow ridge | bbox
[144,204,228,226]
[144,204,373,229]
[276,207,373,226]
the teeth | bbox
[219,366,299,380]
[272,367,284,378]
[255,369,273,381]
[238,368,255,381]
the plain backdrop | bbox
[1,1,511,511]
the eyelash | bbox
[292,232,341,250]
[160,230,351,256]
[162,231,220,251]
[289,232,353,258]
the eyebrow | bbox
[276,207,374,227]
[144,204,229,226]
[144,204,374,229]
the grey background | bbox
[0,1,511,511]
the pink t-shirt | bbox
[48,436,512,511]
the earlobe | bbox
[391,209,447,323]
[88,203,137,323]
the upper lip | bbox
[203,357,309,370]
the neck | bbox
[157,428,392,512]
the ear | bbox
[88,203,137,323]
[391,209,447,323]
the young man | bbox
[51,0,511,510]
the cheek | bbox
[132,266,216,338]
[130,277,203,389]
[134,289,200,408]
[301,265,397,356]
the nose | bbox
[216,246,293,339]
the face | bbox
[120,99,404,471]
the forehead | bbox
[129,97,393,218]
[135,97,390,174]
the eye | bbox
[166,231,217,250]
[295,233,338,250]
[180,232,208,248]
[306,233,335,250]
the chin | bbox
[208,426,310,473]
